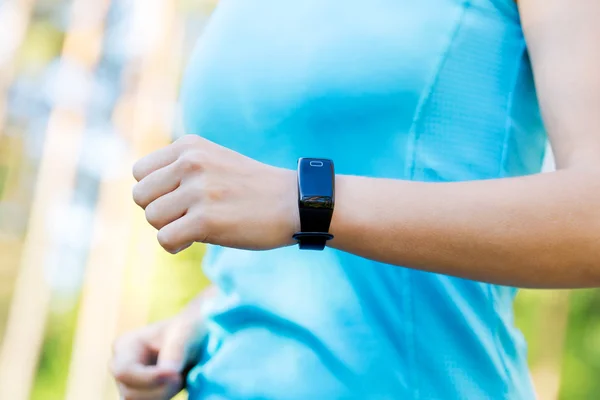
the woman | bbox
[111,0,600,399]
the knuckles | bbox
[176,134,202,147]
[132,135,230,252]
[132,134,205,182]
[206,185,226,202]
[176,151,205,174]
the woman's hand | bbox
[132,135,299,253]
[111,288,214,400]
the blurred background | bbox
[0,0,598,399]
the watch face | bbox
[298,158,334,210]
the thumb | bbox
[157,318,204,373]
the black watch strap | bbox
[292,232,334,251]
[294,158,335,251]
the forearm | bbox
[329,169,600,288]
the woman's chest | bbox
[180,0,533,179]
[181,1,465,155]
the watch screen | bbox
[298,158,334,203]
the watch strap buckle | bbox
[292,232,334,251]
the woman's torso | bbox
[181,0,546,398]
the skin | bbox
[112,0,600,398]
[111,287,215,399]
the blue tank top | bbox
[181,1,546,398]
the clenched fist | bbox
[111,288,214,400]
[132,135,299,253]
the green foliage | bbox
[514,289,548,364]
[149,243,210,322]
[30,300,79,400]
[559,290,600,399]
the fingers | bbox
[133,161,183,209]
[117,374,183,400]
[132,135,204,182]
[112,364,177,390]
[133,145,180,182]
[112,320,188,400]
[144,188,190,230]
[156,317,202,372]
[158,214,203,254]
[111,323,174,388]
[112,352,183,399]
[112,335,153,377]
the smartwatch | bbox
[292,158,335,250]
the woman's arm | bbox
[131,0,600,289]
[329,0,600,288]
[330,170,600,288]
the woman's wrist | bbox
[274,167,301,246]
[328,174,354,249]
